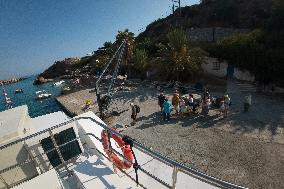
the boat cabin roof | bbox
[0,105,32,144]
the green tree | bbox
[207,29,284,86]
[158,29,206,81]
[133,48,148,72]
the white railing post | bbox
[171,166,178,189]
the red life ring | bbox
[101,129,134,169]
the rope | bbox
[96,41,125,87]
[95,40,126,118]
[107,40,126,96]
[122,135,140,186]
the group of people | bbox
[158,89,233,121]
[127,87,253,125]
[201,89,232,117]
[158,91,199,121]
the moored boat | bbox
[35,90,52,100]
[15,89,24,93]
[52,80,65,86]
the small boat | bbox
[35,90,52,100]
[61,86,71,94]
[63,86,71,91]
[53,80,65,86]
[15,89,24,93]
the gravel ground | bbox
[108,83,284,189]
[57,81,284,189]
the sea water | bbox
[0,76,63,117]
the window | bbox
[212,62,221,70]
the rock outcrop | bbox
[39,58,80,79]
[0,77,27,85]
[34,57,84,85]
[33,76,53,85]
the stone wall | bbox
[186,27,250,42]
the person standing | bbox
[188,94,194,112]
[224,94,231,117]
[162,98,172,121]
[130,103,139,122]
[219,98,225,116]
[172,93,180,116]
[158,92,166,112]
[244,94,252,112]
[201,98,211,116]
[180,99,187,116]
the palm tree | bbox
[116,29,135,58]
[158,29,206,81]
[115,29,135,75]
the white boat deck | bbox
[0,109,238,189]
[75,112,219,189]
[13,169,62,189]
[70,152,141,189]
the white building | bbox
[201,57,255,82]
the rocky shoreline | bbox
[0,77,27,85]
[33,76,53,85]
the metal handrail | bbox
[0,116,247,189]
[0,137,80,175]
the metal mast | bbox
[94,40,126,119]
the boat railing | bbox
[0,117,247,189]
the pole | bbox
[179,0,181,16]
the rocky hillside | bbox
[136,0,284,86]
[34,56,98,84]
[39,57,81,79]
[137,0,274,42]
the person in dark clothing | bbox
[158,92,166,112]
[203,89,210,101]
[130,103,137,122]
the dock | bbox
[56,89,99,117]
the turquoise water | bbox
[0,76,64,117]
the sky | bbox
[0,0,199,80]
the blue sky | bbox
[0,0,199,80]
